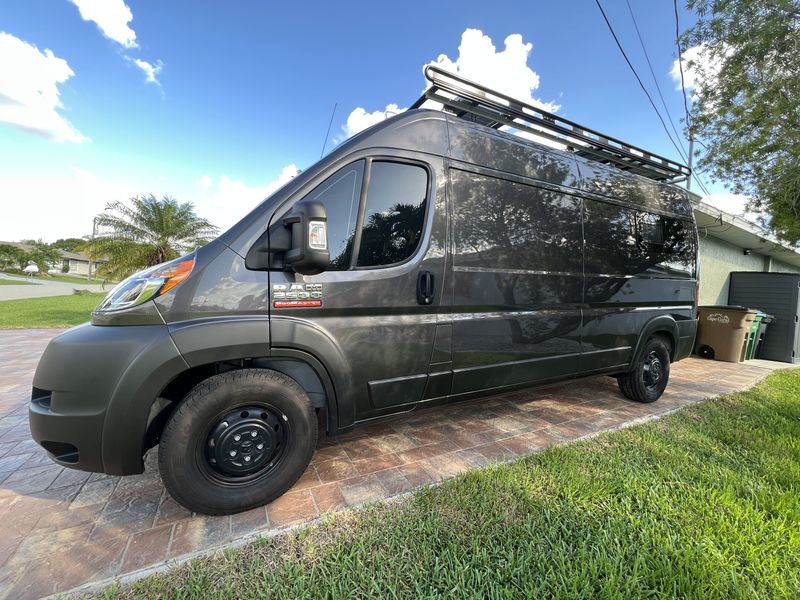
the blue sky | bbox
[0,0,724,242]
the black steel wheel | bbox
[159,369,317,515]
[617,336,671,403]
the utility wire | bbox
[625,0,688,160]
[593,0,689,167]
[673,0,692,132]
[670,0,710,195]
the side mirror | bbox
[283,201,330,275]
[245,200,330,274]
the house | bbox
[692,197,800,304]
[0,241,106,277]
[58,250,106,277]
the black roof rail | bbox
[410,65,690,183]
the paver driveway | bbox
[0,328,790,599]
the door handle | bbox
[417,270,434,305]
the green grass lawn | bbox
[0,292,104,328]
[102,370,800,599]
[0,278,36,285]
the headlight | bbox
[96,254,195,312]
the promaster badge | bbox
[272,283,323,308]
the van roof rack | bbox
[410,65,690,183]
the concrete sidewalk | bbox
[0,274,107,301]
[0,328,793,599]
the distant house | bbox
[0,241,106,277]
[59,250,106,276]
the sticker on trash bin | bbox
[706,313,730,324]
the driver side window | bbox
[305,160,364,270]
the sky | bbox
[0,0,741,243]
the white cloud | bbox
[69,0,137,48]
[0,32,87,143]
[194,164,300,232]
[338,28,558,143]
[339,103,405,140]
[670,43,727,94]
[130,57,163,86]
[0,168,135,242]
[429,29,559,113]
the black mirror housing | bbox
[284,200,330,275]
[244,201,330,274]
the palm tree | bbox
[88,195,218,280]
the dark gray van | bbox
[30,67,698,514]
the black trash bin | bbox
[754,314,775,359]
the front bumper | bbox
[29,322,188,475]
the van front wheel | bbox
[617,336,671,403]
[158,369,317,515]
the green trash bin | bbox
[753,314,775,359]
[745,312,765,360]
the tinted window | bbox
[451,169,582,273]
[584,199,695,278]
[356,162,427,267]
[306,161,363,269]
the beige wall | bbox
[698,235,800,304]
[768,257,800,275]
[698,235,769,305]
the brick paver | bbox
[0,328,793,599]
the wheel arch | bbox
[146,351,339,454]
[628,315,680,369]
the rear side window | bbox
[583,199,696,278]
[306,160,364,269]
[356,162,428,267]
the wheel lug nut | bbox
[244,456,251,462]
[229,450,237,457]
[251,431,257,438]
[256,443,264,450]
[234,434,241,441]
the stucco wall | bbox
[698,235,769,305]
[769,257,800,275]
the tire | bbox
[617,336,671,403]
[158,368,317,515]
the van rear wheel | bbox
[158,369,317,515]
[617,336,671,403]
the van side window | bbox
[639,214,664,246]
[584,199,695,278]
[356,162,428,267]
[307,160,364,269]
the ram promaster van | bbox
[30,67,699,515]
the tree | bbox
[0,244,25,271]
[683,0,800,242]
[20,239,62,273]
[52,237,87,252]
[86,195,218,280]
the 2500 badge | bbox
[272,283,323,308]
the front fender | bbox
[269,315,355,429]
[168,316,349,430]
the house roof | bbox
[691,197,800,269]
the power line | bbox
[673,0,692,132]
[593,0,690,167]
[625,0,687,160]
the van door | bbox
[448,167,584,396]
[268,155,447,425]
